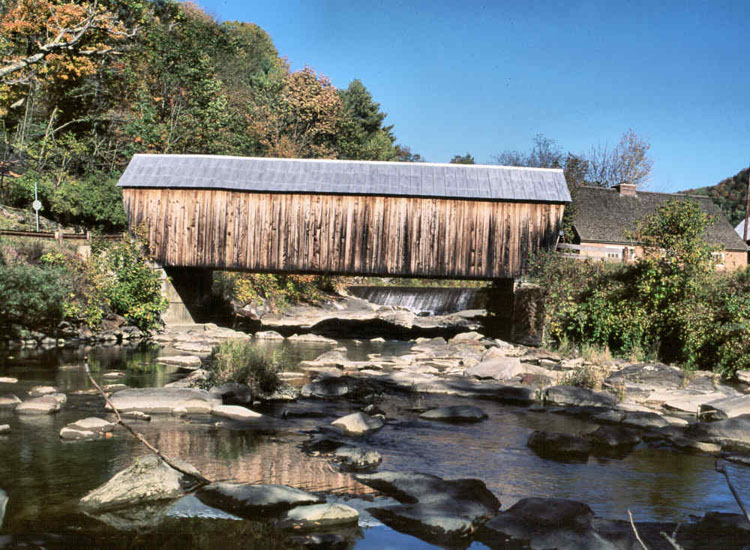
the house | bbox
[570,183,748,270]
[734,218,750,244]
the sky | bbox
[194,0,750,193]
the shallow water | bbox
[1,340,749,549]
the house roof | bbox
[573,186,748,252]
[117,154,571,203]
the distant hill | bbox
[685,167,750,226]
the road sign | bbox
[32,199,42,211]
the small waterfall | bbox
[347,286,486,315]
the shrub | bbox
[200,340,283,395]
[215,272,339,311]
[0,263,70,333]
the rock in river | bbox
[355,471,500,545]
[196,482,323,518]
[280,503,359,530]
[331,412,383,435]
[419,405,488,423]
[699,395,750,421]
[60,417,116,441]
[544,385,616,408]
[80,455,205,512]
[685,414,750,453]
[109,388,221,414]
[211,404,263,422]
[28,385,58,397]
[0,394,21,410]
[157,355,202,369]
[15,393,66,415]
[333,446,382,472]
[527,430,592,463]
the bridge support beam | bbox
[484,279,545,345]
[159,266,215,326]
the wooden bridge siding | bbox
[122,188,564,279]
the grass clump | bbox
[200,340,283,396]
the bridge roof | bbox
[118,154,571,203]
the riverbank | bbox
[2,319,750,549]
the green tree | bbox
[450,153,475,164]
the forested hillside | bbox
[686,167,750,227]
[0,0,415,232]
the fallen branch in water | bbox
[716,459,750,525]
[628,509,649,550]
[84,356,211,484]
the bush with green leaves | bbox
[0,263,70,333]
[200,339,283,396]
[531,198,750,377]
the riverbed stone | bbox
[173,342,213,355]
[699,395,750,421]
[15,394,66,415]
[544,385,616,408]
[28,385,58,397]
[662,392,728,414]
[287,333,338,345]
[0,424,9,434]
[254,330,285,340]
[301,378,350,399]
[196,482,323,518]
[584,425,641,457]
[333,446,382,472]
[331,412,383,435]
[109,388,221,414]
[419,405,488,423]
[102,371,126,379]
[479,497,627,550]
[0,394,21,409]
[211,404,262,422]
[449,331,484,344]
[685,414,750,452]
[620,411,671,430]
[280,503,359,529]
[527,430,592,463]
[465,357,522,381]
[60,417,116,440]
[0,377,18,384]
[80,454,204,512]
[157,355,203,369]
[355,471,500,545]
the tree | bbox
[336,79,396,160]
[493,134,563,168]
[585,129,652,188]
[394,144,423,162]
[450,153,475,164]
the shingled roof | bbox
[573,186,748,252]
[117,154,571,203]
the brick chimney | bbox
[616,183,637,197]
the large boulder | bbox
[80,455,205,512]
[355,471,500,545]
[479,497,627,550]
[331,412,383,435]
[545,386,616,408]
[108,388,221,414]
[699,395,750,421]
[685,414,750,452]
[527,431,592,463]
[15,393,66,415]
[196,482,323,518]
[419,405,488,423]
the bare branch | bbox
[628,509,649,550]
[84,356,211,485]
[716,459,750,525]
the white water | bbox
[347,286,486,315]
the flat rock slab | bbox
[109,388,221,414]
[527,431,592,463]
[419,405,488,423]
[0,377,18,384]
[157,355,203,369]
[0,394,21,410]
[287,334,339,345]
[685,414,750,453]
[16,394,66,415]
[331,412,383,435]
[662,392,729,414]
[465,357,522,381]
[545,385,616,408]
[699,395,750,421]
[211,404,262,421]
[253,330,284,340]
[196,482,323,518]
[280,503,359,529]
[355,471,500,545]
[60,417,117,441]
[173,343,213,354]
[28,385,58,397]
[80,455,204,512]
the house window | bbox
[712,252,725,267]
[605,246,623,261]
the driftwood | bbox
[84,356,211,484]
[716,459,750,525]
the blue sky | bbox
[194,0,750,193]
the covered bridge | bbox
[118,154,570,280]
